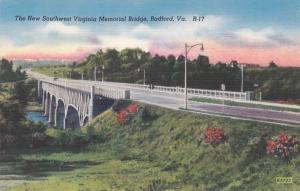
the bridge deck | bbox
[29,70,300,126]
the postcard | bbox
[0,0,299,190]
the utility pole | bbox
[94,66,97,81]
[241,64,244,92]
[143,69,146,85]
[184,44,188,110]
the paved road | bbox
[130,89,300,126]
[28,70,300,126]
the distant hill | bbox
[13,60,72,69]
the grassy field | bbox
[190,97,300,113]
[2,103,300,191]
[32,67,81,79]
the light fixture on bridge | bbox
[184,42,205,110]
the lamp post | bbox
[143,69,145,85]
[136,52,145,84]
[184,43,204,109]
[138,68,146,85]
[240,64,244,92]
[94,66,97,81]
[101,65,105,82]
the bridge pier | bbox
[88,85,95,120]
[37,80,43,103]
[37,80,42,97]
[48,96,56,126]
[48,102,52,123]
[54,106,58,127]
[44,93,50,116]
[42,91,45,111]
[56,99,65,129]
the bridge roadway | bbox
[28,70,300,126]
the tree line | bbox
[35,48,299,101]
[55,48,248,90]
[0,59,47,150]
[0,58,26,82]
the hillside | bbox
[7,102,300,191]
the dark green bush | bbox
[112,100,131,112]
[49,129,89,146]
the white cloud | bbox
[92,15,228,55]
[233,28,275,46]
[130,15,228,46]
[5,13,298,61]
[231,27,298,47]
[40,22,88,36]
[96,35,149,50]
[1,14,229,59]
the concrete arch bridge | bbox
[38,79,130,129]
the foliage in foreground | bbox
[267,132,298,160]
[7,101,300,191]
[0,79,46,150]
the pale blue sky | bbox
[0,0,299,65]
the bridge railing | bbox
[42,79,130,100]
[95,81,149,90]
[89,81,247,100]
[186,88,247,100]
[94,87,130,100]
[31,70,247,101]
[51,80,91,92]
[147,85,248,100]
[93,81,248,101]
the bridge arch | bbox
[65,104,80,129]
[83,116,89,126]
[39,80,128,128]
[56,99,65,129]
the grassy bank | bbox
[190,97,300,113]
[4,102,300,191]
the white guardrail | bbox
[42,79,130,100]
[91,81,248,101]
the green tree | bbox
[172,55,185,86]
[268,61,277,68]
[104,49,121,74]
[11,80,36,106]
[0,59,13,72]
